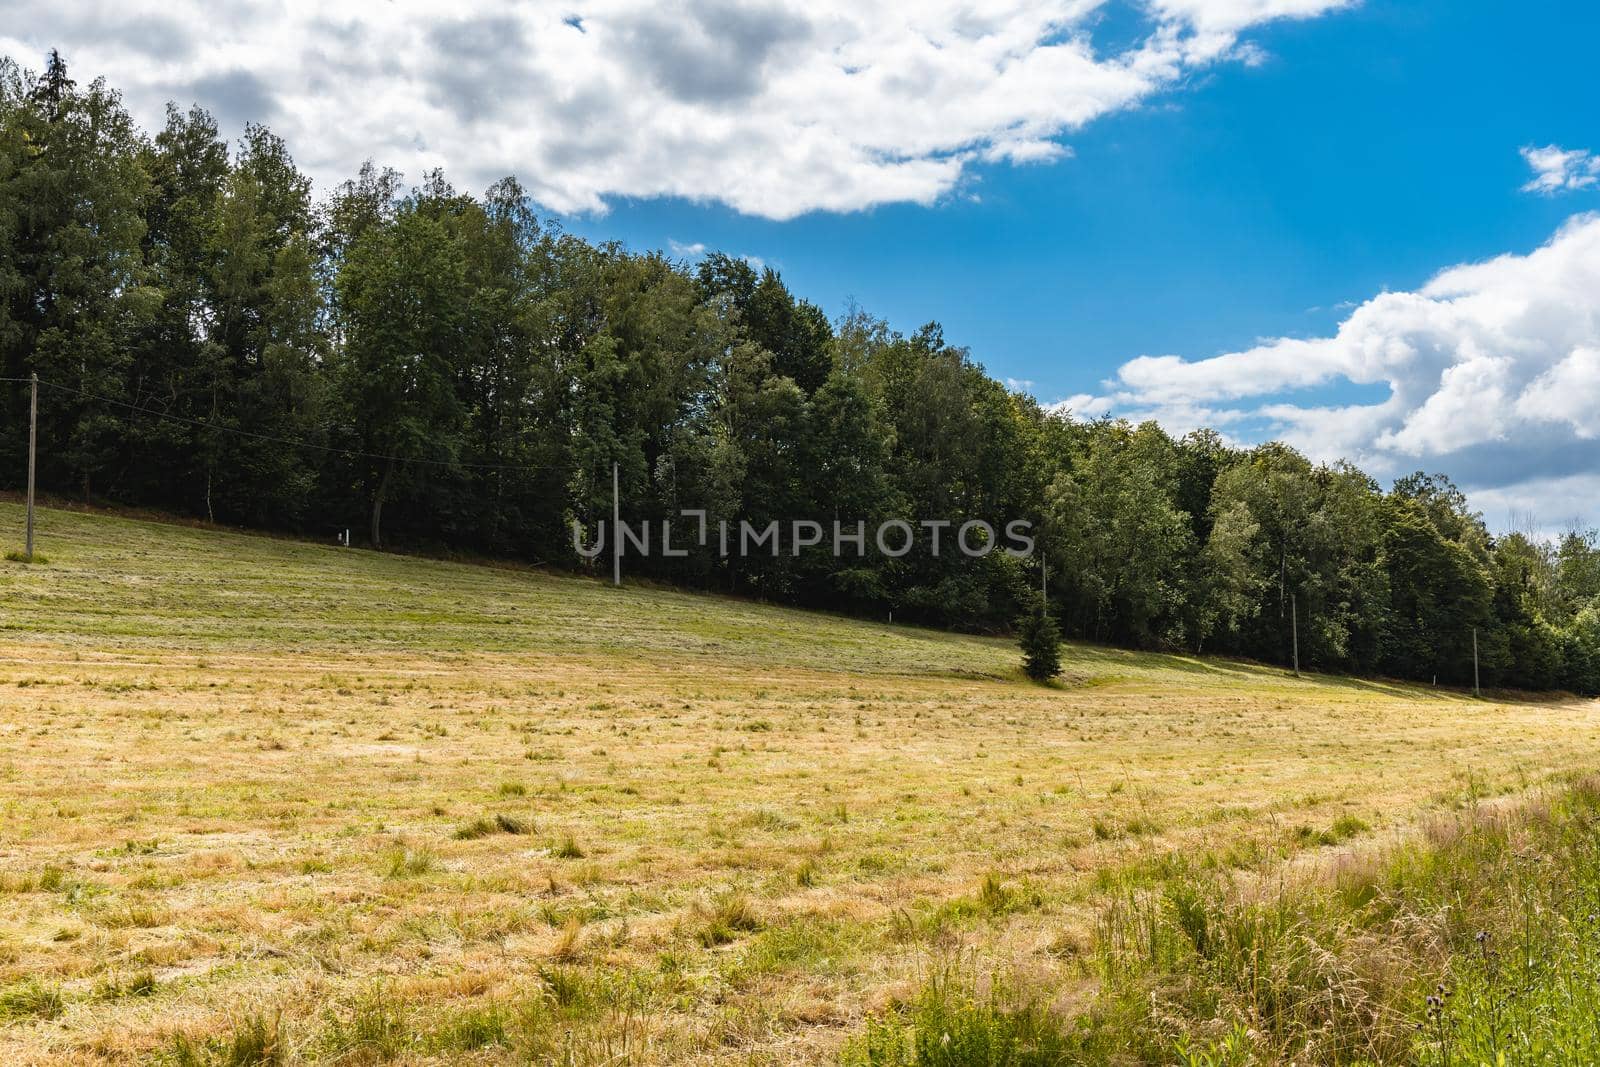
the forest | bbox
[4,52,1600,694]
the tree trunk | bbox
[370,461,393,550]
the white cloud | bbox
[1521,145,1600,195]
[1151,0,1357,34]
[1050,392,1116,418]
[1076,214,1600,526]
[2,0,1351,220]
[668,239,708,258]
[1467,473,1600,537]
[1516,347,1600,438]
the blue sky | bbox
[557,0,1594,407]
[9,0,1600,526]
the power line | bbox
[5,374,572,475]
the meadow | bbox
[1,500,1597,1065]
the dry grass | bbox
[0,501,1596,1064]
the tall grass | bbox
[846,966,1087,1066]
[845,776,1600,1065]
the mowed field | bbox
[0,501,1596,1065]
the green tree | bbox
[0,54,151,500]
[1566,605,1600,694]
[745,267,833,394]
[335,205,470,548]
[1379,498,1493,684]
[809,368,895,605]
[707,341,813,596]
[1209,446,1386,671]
[1188,499,1263,653]
[1018,596,1062,682]
[1552,529,1600,622]
[201,127,324,524]
[122,103,229,512]
[1045,421,1194,647]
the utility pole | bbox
[1291,594,1300,678]
[1472,627,1480,697]
[25,373,37,563]
[611,461,621,587]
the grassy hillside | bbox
[0,502,1596,1064]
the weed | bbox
[455,813,530,839]
[95,970,158,999]
[842,966,1080,1066]
[495,812,530,835]
[169,1012,284,1066]
[697,892,763,947]
[0,979,65,1020]
[454,817,497,840]
[550,914,584,960]
[427,1002,509,1052]
[381,845,437,878]
[320,989,411,1059]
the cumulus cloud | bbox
[2,0,1350,219]
[1068,214,1600,526]
[1521,145,1600,195]
[1055,392,1117,418]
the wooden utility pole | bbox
[1291,594,1300,678]
[611,461,621,587]
[25,373,37,563]
[1472,627,1480,697]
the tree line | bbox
[4,52,1600,693]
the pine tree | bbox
[31,50,75,116]
[1018,596,1062,682]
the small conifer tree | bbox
[1018,597,1062,682]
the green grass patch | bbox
[0,979,65,1021]
[847,776,1600,1065]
